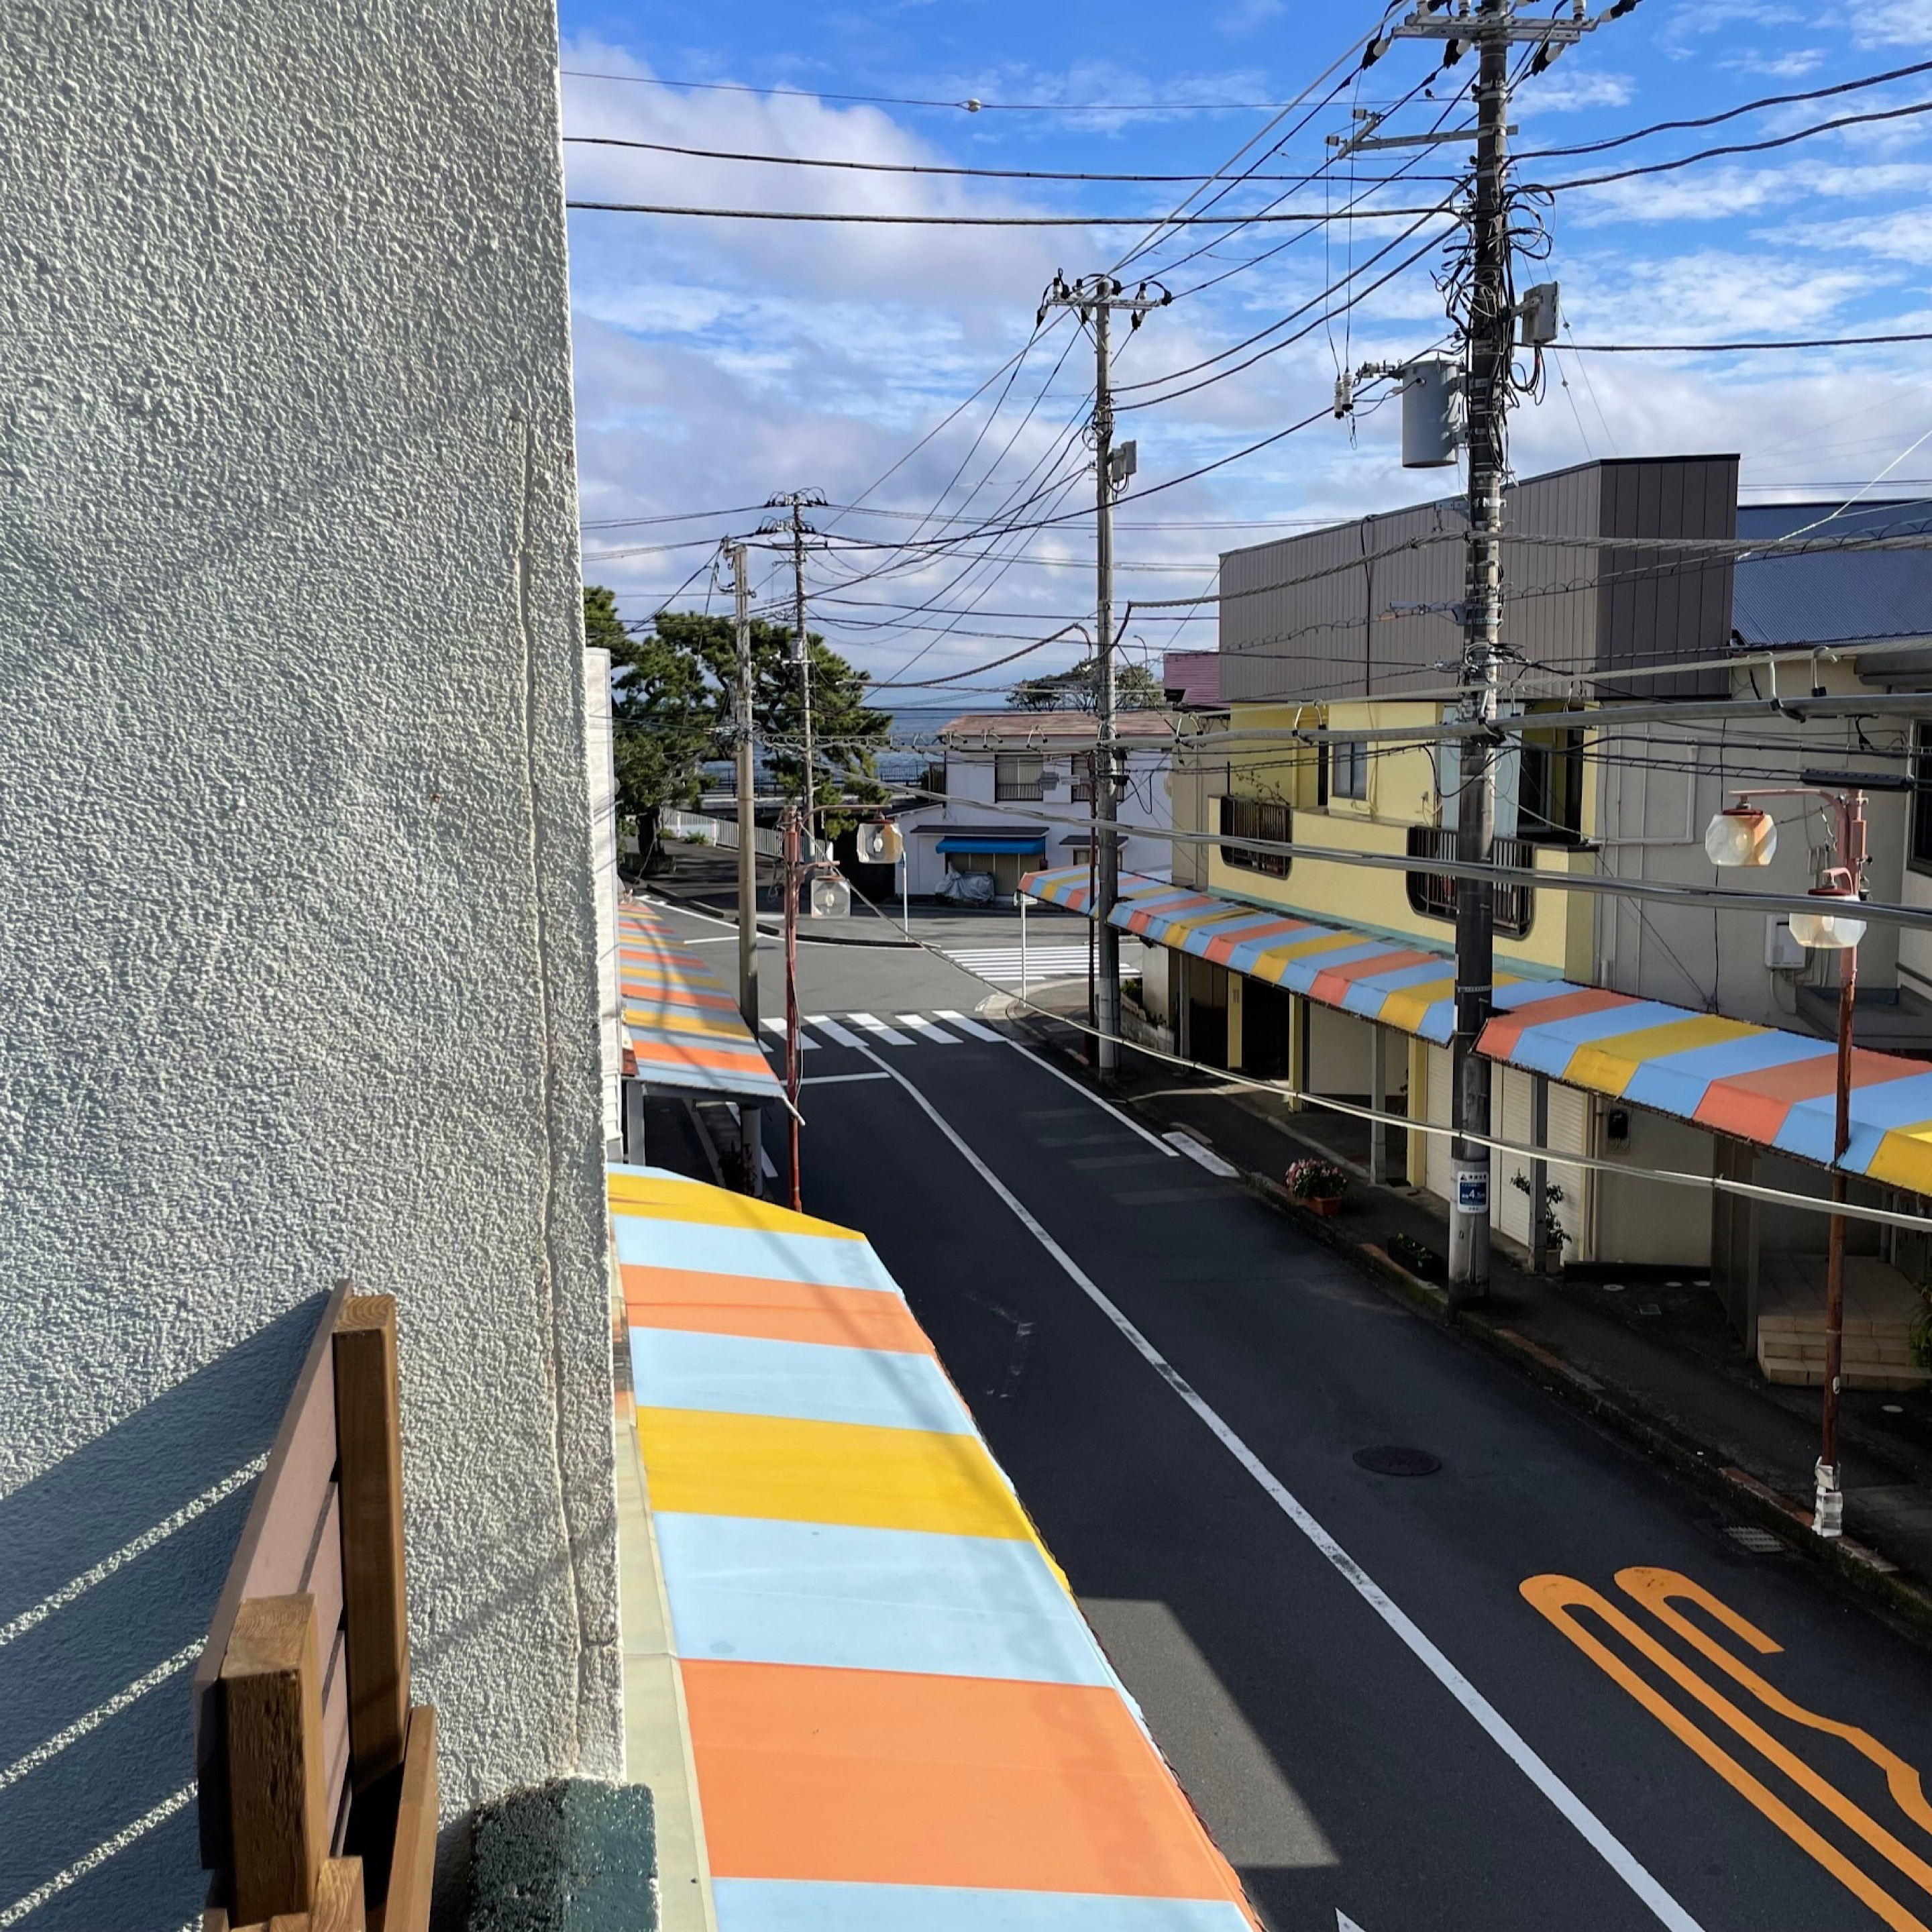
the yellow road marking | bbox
[1523,1572,1932,1931]
[1619,1568,1932,1841]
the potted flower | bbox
[1286,1157,1348,1216]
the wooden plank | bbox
[224,1595,329,1925]
[320,1623,352,1844]
[304,1485,345,1659]
[312,1859,366,1932]
[378,1708,438,1932]
[333,1297,411,1793]
[197,1283,352,1872]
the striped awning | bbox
[1022,863,1545,1044]
[611,1165,1263,1931]
[1021,864,1932,1195]
[1479,989,1932,1196]
[619,901,784,1103]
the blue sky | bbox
[558,0,1932,699]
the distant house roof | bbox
[1161,650,1222,708]
[1733,500,1932,648]
[938,709,1178,747]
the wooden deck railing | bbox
[194,1285,437,1932]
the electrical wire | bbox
[1538,96,1932,193]
[565,199,1459,225]
[560,134,1444,184]
[559,70,1359,113]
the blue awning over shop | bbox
[937,835,1046,855]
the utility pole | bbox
[1371,0,1627,1307]
[1448,1,1511,1301]
[731,542,763,1195]
[763,490,827,859]
[1038,273,1168,1080]
[782,802,803,1212]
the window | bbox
[1914,723,1932,874]
[1219,794,1291,877]
[1405,824,1535,938]
[1331,739,1368,801]
[995,751,1044,802]
[1070,752,1095,803]
[1519,729,1584,843]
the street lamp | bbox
[1707,782,1875,1540]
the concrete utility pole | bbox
[1448,2,1511,1301]
[1371,0,1627,1305]
[731,541,763,1195]
[763,490,827,859]
[1038,273,1168,1079]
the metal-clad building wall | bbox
[1220,456,1739,704]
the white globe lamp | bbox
[1705,806,1777,869]
[1789,885,1866,952]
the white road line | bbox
[1003,1040,1179,1158]
[1165,1130,1242,1179]
[761,1018,818,1049]
[803,1071,892,1087]
[846,1012,916,1047]
[849,1041,1707,1932]
[935,1009,1004,1042]
[803,1014,867,1049]
[896,1014,961,1044]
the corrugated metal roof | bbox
[1733,500,1932,648]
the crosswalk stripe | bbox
[895,1014,961,1044]
[803,1014,866,1049]
[761,1018,818,1049]
[846,1012,916,1047]
[934,1010,1004,1042]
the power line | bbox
[565,199,1458,225]
[1515,54,1932,161]
[558,69,1355,113]
[1540,95,1932,193]
[1564,332,1932,353]
[561,133,1439,184]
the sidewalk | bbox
[1008,998,1932,1635]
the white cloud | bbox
[1518,70,1635,114]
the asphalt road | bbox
[659,898,1932,1932]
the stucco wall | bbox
[0,5,620,1926]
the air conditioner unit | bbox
[808,873,851,920]
[1766,918,1806,973]
[854,820,903,864]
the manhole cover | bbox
[1354,1446,1442,1477]
[1724,1523,1783,1554]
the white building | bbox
[903,710,1178,902]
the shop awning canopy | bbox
[619,903,784,1104]
[1481,990,1932,1195]
[1021,863,1932,1195]
[610,1164,1264,1929]
[936,833,1046,855]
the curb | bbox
[1013,1017,1932,1647]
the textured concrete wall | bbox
[0,5,620,1926]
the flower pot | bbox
[1303,1194,1342,1217]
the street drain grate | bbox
[1724,1523,1784,1554]
[1354,1446,1442,1477]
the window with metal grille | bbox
[1405,824,1534,938]
[995,751,1044,801]
[1070,752,1094,803]
[1219,795,1291,877]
